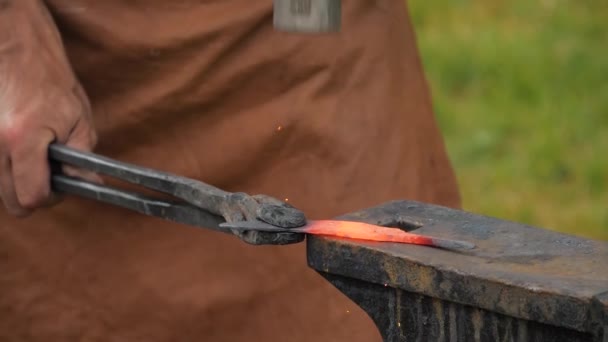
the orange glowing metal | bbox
[304,220,431,244]
[221,220,475,250]
[301,220,475,249]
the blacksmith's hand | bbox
[0,0,100,217]
[220,193,307,245]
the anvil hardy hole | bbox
[379,215,423,232]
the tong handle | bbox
[48,144,308,245]
[48,143,231,215]
[50,174,225,232]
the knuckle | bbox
[67,91,91,120]
[0,117,26,148]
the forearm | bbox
[0,0,23,55]
[1,0,79,114]
[0,0,69,71]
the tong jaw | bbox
[220,192,307,245]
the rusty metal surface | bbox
[307,200,608,340]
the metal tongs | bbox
[48,143,307,245]
[49,144,475,250]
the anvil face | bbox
[307,200,608,342]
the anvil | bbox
[307,200,608,342]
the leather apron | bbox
[0,1,460,340]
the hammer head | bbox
[273,0,341,33]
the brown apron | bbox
[0,1,460,340]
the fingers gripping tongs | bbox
[48,143,307,245]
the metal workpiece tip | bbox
[273,0,341,33]
[431,238,476,250]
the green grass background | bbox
[409,0,607,240]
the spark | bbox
[284,198,289,202]
[276,126,283,132]
[397,323,401,327]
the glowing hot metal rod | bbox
[220,220,476,250]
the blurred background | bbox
[408,0,607,240]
